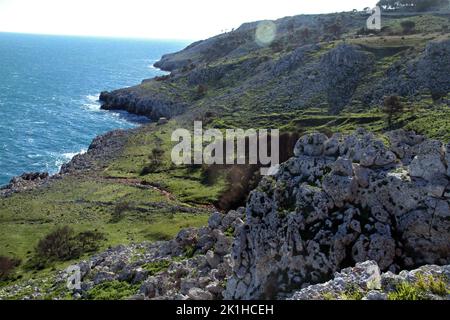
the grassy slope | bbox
[0,122,225,283]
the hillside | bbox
[1,9,450,300]
[101,11,450,137]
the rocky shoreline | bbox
[0,129,132,197]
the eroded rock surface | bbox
[225,129,450,299]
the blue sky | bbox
[0,0,378,40]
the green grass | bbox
[141,260,171,276]
[403,105,450,142]
[86,280,139,300]
[0,120,221,289]
[2,17,450,297]
[384,15,450,34]
[388,273,449,300]
[103,122,227,204]
[340,284,365,300]
[0,172,210,283]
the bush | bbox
[141,147,165,175]
[27,226,105,269]
[400,20,416,34]
[111,201,131,222]
[388,273,449,300]
[75,231,106,252]
[35,226,79,262]
[0,256,21,280]
[196,84,208,98]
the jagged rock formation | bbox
[225,128,450,299]
[288,260,450,300]
[2,129,449,301]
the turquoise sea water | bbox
[0,32,187,185]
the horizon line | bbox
[0,30,195,43]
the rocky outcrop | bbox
[60,129,130,174]
[288,260,450,300]
[1,129,130,197]
[225,128,450,300]
[2,129,449,301]
[366,39,450,104]
[99,90,187,121]
[0,172,50,197]
[321,44,374,113]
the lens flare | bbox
[255,21,276,46]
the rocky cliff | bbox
[224,128,449,299]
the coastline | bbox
[1,9,450,301]
[0,63,163,191]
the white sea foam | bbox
[54,149,87,169]
[63,149,87,160]
[86,94,99,102]
[82,94,101,112]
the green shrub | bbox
[388,282,423,300]
[87,281,139,300]
[27,226,105,269]
[400,20,416,34]
[388,273,449,300]
[142,260,171,276]
[111,201,131,222]
[184,245,196,258]
[340,285,364,300]
[74,231,106,253]
[0,256,21,280]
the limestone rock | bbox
[225,130,450,300]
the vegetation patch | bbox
[86,281,139,300]
[141,260,171,276]
[388,273,450,300]
[26,226,105,270]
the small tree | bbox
[383,95,404,128]
[400,20,416,34]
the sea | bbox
[0,32,187,186]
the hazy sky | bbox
[0,0,378,40]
